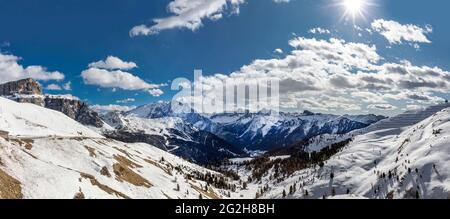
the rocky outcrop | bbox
[0,78,104,128]
[0,78,42,96]
[44,97,104,128]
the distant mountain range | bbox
[1,78,449,199]
[0,78,386,164]
[117,101,386,151]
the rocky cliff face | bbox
[44,97,104,127]
[0,78,104,128]
[0,78,42,96]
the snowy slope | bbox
[0,97,237,199]
[0,97,102,138]
[306,104,450,152]
[0,137,233,199]
[233,105,450,199]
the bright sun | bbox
[339,0,371,22]
[343,0,364,15]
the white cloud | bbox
[273,0,291,3]
[89,56,138,70]
[129,0,293,36]
[0,53,64,83]
[81,68,161,91]
[274,48,283,54]
[46,84,62,91]
[371,19,432,45]
[82,56,165,97]
[367,104,397,110]
[176,36,450,114]
[116,98,136,104]
[309,27,331,35]
[130,0,246,36]
[63,81,72,90]
[148,89,164,97]
[91,104,136,112]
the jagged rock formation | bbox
[44,97,104,127]
[0,78,42,96]
[0,78,103,128]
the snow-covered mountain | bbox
[101,111,247,165]
[125,101,385,152]
[0,78,105,128]
[0,97,239,199]
[224,103,450,199]
[1,94,449,199]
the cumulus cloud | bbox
[175,36,450,114]
[274,48,284,54]
[148,89,164,97]
[367,104,397,110]
[63,81,72,90]
[371,19,432,45]
[81,68,161,90]
[130,0,246,36]
[91,104,136,113]
[81,57,165,97]
[0,53,64,83]
[130,0,294,36]
[273,0,291,3]
[116,98,135,104]
[89,56,138,70]
[46,84,62,91]
[309,27,331,35]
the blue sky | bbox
[1,0,450,115]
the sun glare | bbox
[339,0,371,22]
[345,0,363,14]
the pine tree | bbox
[332,188,336,197]
[415,191,420,199]
[199,194,203,199]
[305,189,309,197]
[282,190,286,198]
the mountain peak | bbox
[0,78,42,96]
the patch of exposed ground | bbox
[73,188,85,199]
[113,163,152,188]
[100,166,111,177]
[114,155,142,169]
[113,155,152,188]
[113,147,133,159]
[80,173,130,199]
[84,146,97,158]
[190,183,221,199]
[161,191,172,199]
[11,139,34,150]
[144,158,173,176]
[0,168,23,199]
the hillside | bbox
[0,97,238,199]
[226,105,450,199]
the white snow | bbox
[0,97,101,138]
[226,104,450,199]
[0,97,233,199]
